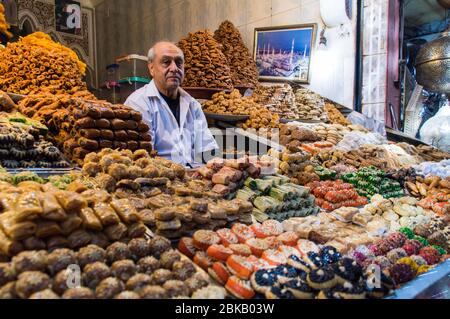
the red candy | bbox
[419,247,441,265]
[402,240,422,256]
[369,244,383,257]
[387,232,408,249]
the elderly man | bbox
[125,41,218,167]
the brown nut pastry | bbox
[113,109,131,120]
[104,223,128,241]
[139,142,152,150]
[172,260,196,281]
[111,260,137,282]
[95,277,125,299]
[128,223,147,239]
[137,256,160,275]
[150,269,173,285]
[128,238,150,261]
[46,236,70,251]
[137,122,150,133]
[0,263,16,286]
[127,141,139,151]
[52,269,72,295]
[125,274,152,292]
[23,237,46,251]
[79,137,99,151]
[89,232,110,249]
[29,289,60,299]
[184,273,209,295]
[148,236,171,258]
[82,262,111,289]
[47,248,77,275]
[12,250,48,274]
[63,287,95,299]
[139,285,167,299]
[0,282,18,299]
[114,130,128,142]
[159,250,182,270]
[77,245,107,268]
[99,140,114,149]
[163,280,189,298]
[111,119,127,130]
[115,291,140,299]
[82,162,101,177]
[125,120,138,130]
[106,242,132,263]
[15,271,51,299]
[75,117,95,129]
[130,111,143,122]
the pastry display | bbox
[0,113,69,168]
[311,123,349,146]
[341,166,404,199]
[213,20,258,87]
[324,103,351,126]
[293,88,328,122]
[0,4,12,39]
[252,84,298,119]
[397,143,450,163]
[18,95,152,164]
[0,32,86,95]
[202,89,258,115]
[237,105,280,133]
[236,177,319,222]
[178,30,233,90]
[0,238,217,299]
[305,180,368,211]
[315,145,389,170]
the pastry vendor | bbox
[125,41,218,167]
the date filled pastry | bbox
[172,260,197,281]
[127,223,147,239]
[29,289,60,299]
[159,250,182,270]
[0,282,18,299]
[77,245,107,268]
[52,269,73,295]
[15,271,51,299]
[150,269,173,285]
[95,277,125,299]
[59,214,83,236]
[68,230,92,249]
[139,285,167,299]
[148,236,171,258]
[125,274,152,292]
[46,236,70,251]
[0,263,16,286]
[63,287,95,299]
[89,232,110,249]
[163,280,189,298]
[111,260,137,282]
[82,262,111,289]
[128,238,150,261]
[47,248,77,275]
[23,237,46,251]
[35,221,62,239]
[137,256,160,275]
[12,250,48,274]
[106,242,132,263]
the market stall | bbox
[0,12,449,301]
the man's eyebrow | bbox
[161,55,184,60]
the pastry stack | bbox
[213,20,259,87]
[202,89,258,115]
[294,88,328,122]
[18,95,152,165]
[252,84,298,119]
[178,30,233,90]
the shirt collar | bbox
[145,80,194,104]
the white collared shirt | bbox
[124,80,218,167]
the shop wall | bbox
[16,0,97,88]
[95,0,357,108]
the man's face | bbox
[149,43,185,93]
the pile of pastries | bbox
[279,124,321,151]
[0,181,151,257]
[18,94,152,164]
[397,144,450,163]
[294,88,328,122]
[178,30,233,90]
[0,32,86,95]
[0,238,223,299]
[213,21,258,88]
[324,103,351,126]
[252,84,298,119]
[237,106,280,132]
[311,123,349,146]
[202,89,257,115]
[0,113,69,169]
[0,4,12,39]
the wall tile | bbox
[271,7,302,26]
[272,0,301,15]
[246,0,271,24]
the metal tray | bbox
[5,167,80,178]
[204,111,249,123]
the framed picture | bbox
[55,0,82,35]
[1,0,18,27]
[253,24,317,84]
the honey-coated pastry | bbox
[95,277,125,299]
[46,248,77,275]
[137,256,160,275]
[29,289,60,299]
[12,250,48,274]
[111,260,137,282]
[82,262,111,289]
[106,242,132,263]
[62,287,95,299]
[15,271,50,299]
[77,245,107,268]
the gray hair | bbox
[147,41,184,63]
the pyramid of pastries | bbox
[213,20,258,87]
[17,93,152,165]
[0,32,86,95]
[178,30,233,90]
